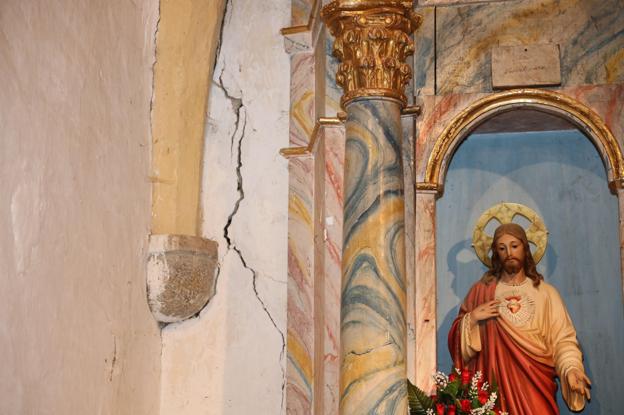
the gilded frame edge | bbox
[419,88,624,196]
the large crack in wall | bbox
[159,0,290,412]
[215,60,287,412]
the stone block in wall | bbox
[146,234,218,323]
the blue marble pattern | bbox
[340,99,407,414]
[414,0,624,95]
[325,28,343,113]
[412,6,435,96]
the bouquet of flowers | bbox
[407,368,508,415]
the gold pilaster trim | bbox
[609,178,624,192]
[321,1,422,109]
[280,116,345,158]
[415,182,441,194]
[401,104,421,117]
[281,105,418,159]
[423,88,624,195]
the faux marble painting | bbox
[340,100,407,414]
[286,30,319,414]
[324,32,342,115]
[286,0,624,412]
[286,19,346,414]
[402,116,418,384]
[418,0,513,5]
[415,84,624,184]
[413,191,437,391]
[412,6,435,96]
[292,0,314,27]
[287,156,317,414]
[414,0,624,95]
[322,127,344,415]
[290,53,316,146]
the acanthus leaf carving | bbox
[322,1,422,108]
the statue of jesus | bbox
[448,223,591,414]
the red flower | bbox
[461,370,472,385]
[447,404,456,415]
[449,373,457,382]
[460,399,471,412]
[436,403,446,415]
[478,390,489,405]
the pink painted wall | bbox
[0,1,161,414]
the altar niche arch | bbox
[421,88,624,193]
[411,88,624,393]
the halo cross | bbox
[472,202,548,267]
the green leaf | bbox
[490,377,499,394]
[443,380,460,397]
[407,379,434,415]
[472,398,480,408]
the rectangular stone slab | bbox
[492,43,561,89]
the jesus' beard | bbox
[503,258,522,275]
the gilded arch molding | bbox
[417,88,624,196]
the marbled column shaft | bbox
[340,98,407,415]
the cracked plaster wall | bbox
[160,0,290,413]
[0,1,161,414]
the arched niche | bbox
[418,88,624,194]
[411,88,624,392]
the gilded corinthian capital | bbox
[321,0,421,108]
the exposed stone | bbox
[147,234,218,323]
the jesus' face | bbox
[496,233,525,275]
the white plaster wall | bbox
[0,1,161,414]
[160,0,290,413]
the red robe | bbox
[448,281,559,415]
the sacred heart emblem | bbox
[497,290,535,326]
[505,296,522,314]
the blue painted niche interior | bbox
[435,129,624,414]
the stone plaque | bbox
[491,44,561,89]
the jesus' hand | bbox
[470,300,501,322]
[567,368,591,401]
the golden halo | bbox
[472,202,548,267]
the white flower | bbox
[469,370,482,398]
[469,391,497,414]
[432,371,449,388]
[483,391,497,410]
[426,409,435,415]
